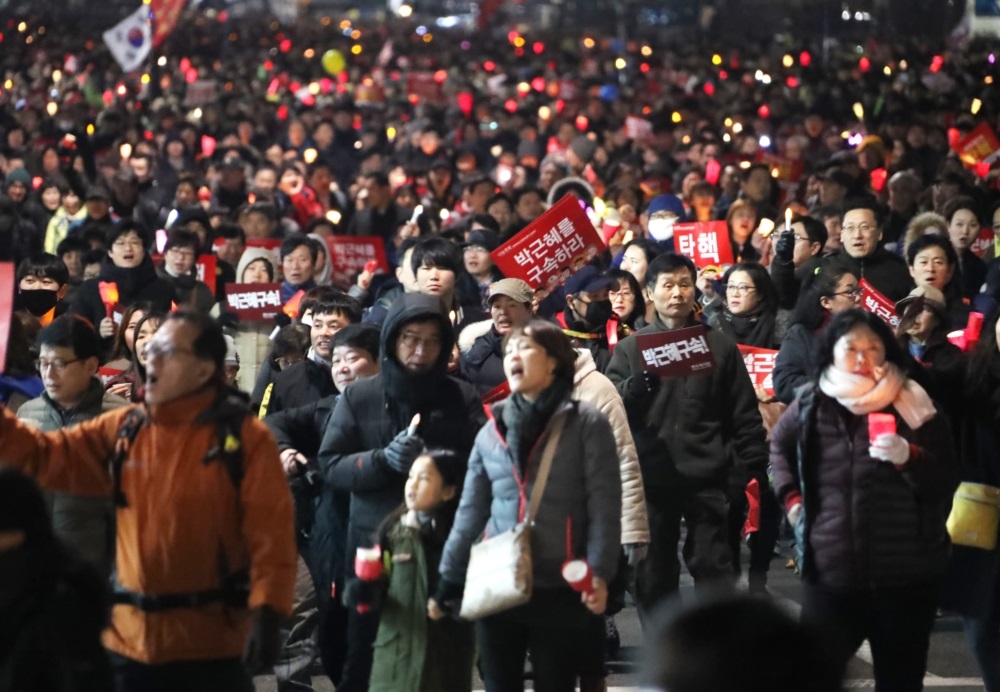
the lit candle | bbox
[785,207,792,233]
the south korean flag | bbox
[103,5,152,73]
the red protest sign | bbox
[195,254,217,294]
[738,345,778,396]
[325,236,390,290]
[859,279,900,330]
[624,116,653,142]
[406,72,445,105]
[955,123,1000,169]
[970,227,994,258]
[636,325,717,379]
[0,263,13,373]
[224,283,283,322]
[490,194,605,289]
[673,221,735,268]
[480,381,511,405]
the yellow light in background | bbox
[52,69,62,83]
[440,209,450,221]
[140,73,151,84]
[3,80,12,90]
[841,130,850,139]
[583,37,595,49]
[538,105,551,120]
[351,29,361,40]
[883,66,892,76]
[339,19,351,29]
[326,210,342,224]
[641,45,652,57]
[724,117,733,127]
[723,133,731,142]
[120,143,132,159]
[398,4,413,17]
[852,102,864,120]
[986,76,994,85]
[46,102,58,116]
[86,123,95,135]
[386,126,397,140]
[593,197,606,217]
[972,98,983,115]
[304,48,315,59]
[513,37,525,48]
[615,57,626,70]
[490,145,503,157]
[352,45,363,54]
[732,122,743,133]
[158,56,167,66]
[671,111,682,123]
[739,160,751,169]
[17,22,26,32]
[422,34,432,43]
[899,60,908,70]
[782,54,794,68]
[303,148,318,164]
[682,135,691,144]
[308,81,320,95]
[711,54,722,66]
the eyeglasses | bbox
[830,287,862,298]
[166,247,196,259]
[112,238,144,250]
[399,332,442,350]
[724,284,756,295]
[841,224,878,236]
[35,358,81,372]
[609,289,635,299]
[142,342,198,360]
[793,234,811,243]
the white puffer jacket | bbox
[572,350,650,546]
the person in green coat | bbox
[347,448,474,692]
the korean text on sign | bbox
[635,325,717,379]
[325,236,390,290]
[859,279,900,330]
[737,345,778,396]
[224,283,283,322]
[672,221,735,269]
[490,193,606,289]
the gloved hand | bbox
[786,502,803,527]
[624,543,649,567]
[218,310,240,329]
[774,230,795,263]
[870,433,910,467]
[242,605,282,674]
[627,371,660,399]
[383,429,424,474]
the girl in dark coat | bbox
[941,314,1000,691]
[770,309,958,691]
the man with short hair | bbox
[280,234,319,302]
[16,315,129,572]
[771,215,829,309]
[460,278,533,393]
[157,228,215,313]
[822,199,914,302]
[559,265,616,372]
[607,253,768,615]
[318,293,485,692]
[0,309,296,690]
[411,236,487,331]
[460,228,503,310]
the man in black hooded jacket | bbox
[317,292,485,692]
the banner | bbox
[245,238,283,251]
[103,5,152,73]
[737,345,778,396]
[184,79,218,107]
[624,116,653,142]
[195,254,217,294]
[490,194,605,289]
[0,263,13,373]
[406,72,445,105]
[859,279,900,329]
[673,221,735,268]
[149,0,186,47]
[954,122,1000,168]
[635,325,716,379]
[325,236,390,290]
[225,283,283,322]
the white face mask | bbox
[648,216,676,241]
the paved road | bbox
[255,544,985,691]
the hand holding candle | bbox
[98,281,119,319]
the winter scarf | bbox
[718,304,776,348]
[501,375,573,469]
[818,362,936,430]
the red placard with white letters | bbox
[225,283,283,322]
[0,263,13,373]
[490,194,605,290]
[737,345,778,396]
[325,236,390,290]
[970,227,994,259]
[195,254,217,294]
[859,279,900,329]
[636,325,716,379]
[672,221,735,268]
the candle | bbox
[785,207,792,233]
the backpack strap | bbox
[110,407,147,508]
[197,387,250,490]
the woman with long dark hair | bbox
[770,309,958,690]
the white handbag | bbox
[459,413,567,621]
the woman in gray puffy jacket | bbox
[430,319,621,692]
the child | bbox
[347,448,474,692]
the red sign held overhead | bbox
[636,325,717,380]
[490,194,605,291]
[0,263,13,373]
[325,236,390,291]
[859,279,900,330]
[737,345,778,396]
[673,221,735,268]
[971,227,994,258]
[225,283,283,322]
[954,123,1000,170]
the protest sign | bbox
[245,238,283,251]
[859,279,900,329]
[490,194,605,290]
[624,116,653,142]
[196,254,217,294]
[325,236,390,290]
[184,79,218,107]
[954,122,1000,168]
[970,227,994,258]
[0,263,12,372]
[673,221,735,268]
[480,381,511,406]
[406,72,445,105]
[225,283,283,322]
[636,325,716,379]
[737,345,778,396]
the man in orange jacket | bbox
[0,309,297,692]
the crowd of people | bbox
[1,4,1000,692]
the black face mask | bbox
[582,299,614,329]
[18,289,59,317]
